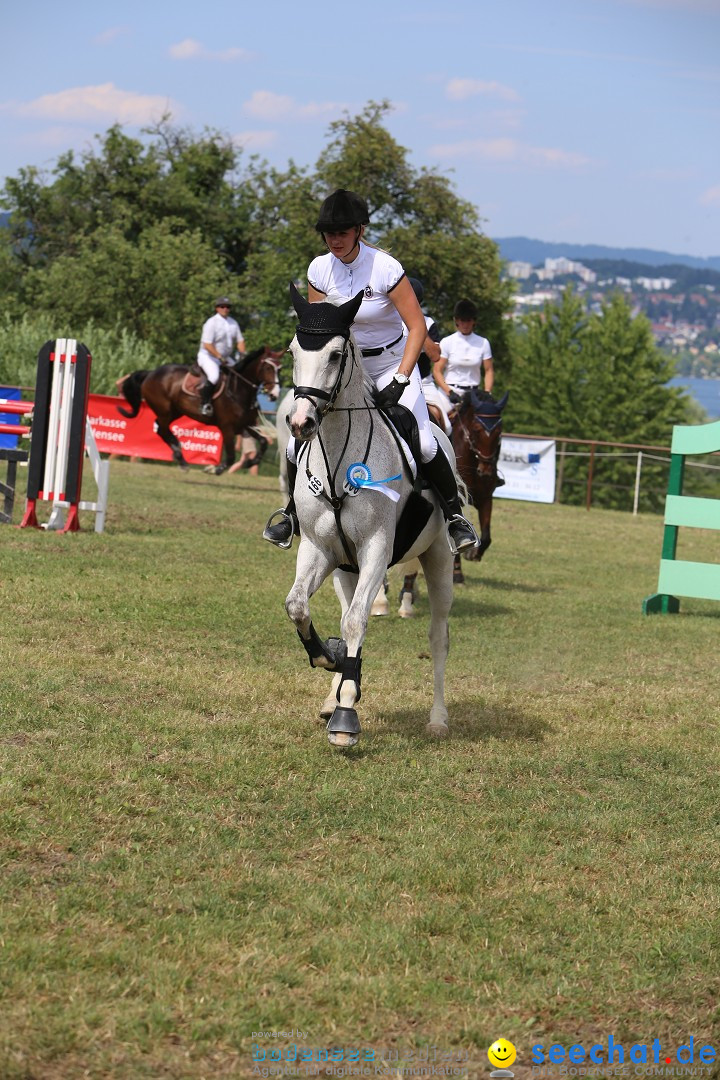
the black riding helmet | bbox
[315,189,370,232]
[454,299,477,321]
[408,277,424,304]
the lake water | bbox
[668,375,720,418]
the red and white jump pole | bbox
[18,338,108,533]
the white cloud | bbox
[12,84,178,125]
[169,38,251,62]
[445,78,520,102]
[243,90,346,122]
[429,137,592,168]
[93,26,130,45]
[700,185,720,206]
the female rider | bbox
[263,188,477,554]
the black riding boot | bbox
[200,378,216,417]
[420,445,479,555]
[262,458,299,548]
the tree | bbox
[508,290,695,509]
[28,223,233,360]
[1,105,513,373]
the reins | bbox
[293,338,382,572]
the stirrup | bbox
[447,514,479,556]
[262,508,295,549]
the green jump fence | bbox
[643,419,720,614]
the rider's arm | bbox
[389,276,425,378]
[203,340,224,362]
[483,356,495,394]
[308,283,326,302]
[433,354,452,396]
[423,335,441,364]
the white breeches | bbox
[369,343,437,463]
[421,378,452,436]
[197,354,220,384]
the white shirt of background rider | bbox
[197,312,244,382]
[438,330,492,389]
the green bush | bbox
[0,314,156,396]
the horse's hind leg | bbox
[155,414,189,470]
[419,536,454,737]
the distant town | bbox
[503,254,720,378]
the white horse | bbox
[282,284,457,747]
[276,384,391,616]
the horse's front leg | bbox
[285,540,337,664]
[325,551,388,748]
[209,422,236,476]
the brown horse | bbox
[400,389,508,603]
[449,388,508,579]
[117,347,282,473]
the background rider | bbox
[197,297,245,416]
[433,299,494,430]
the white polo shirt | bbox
[197,312,243,363]
[307,243,405,352]
[439,330,492,389]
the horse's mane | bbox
[234,346,266,374]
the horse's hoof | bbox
[426,721,449,738]
[398,591,416,618]
[327,706,360,747]
[328,730,359,748]
[370,597,389,617]
[453,569,465,584]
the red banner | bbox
[86,395,222,466]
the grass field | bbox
[1,458,719,1080]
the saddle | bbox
[377,403,435,568]
[182,367,227,399]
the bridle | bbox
[292,333,359,420]
[455,402,503,476]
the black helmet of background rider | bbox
[315,189,370,237]
[453,299,477,322]
[407,277,425,306]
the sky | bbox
[1,0,719,258]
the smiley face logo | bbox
[488,1039,517,1069]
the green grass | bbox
[1,459,719,1079]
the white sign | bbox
[494,438,556,503]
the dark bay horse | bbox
[117,347,281,473]
[451,388,508,568]
[400,390,508,603]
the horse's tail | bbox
[116,370,150,417]
[456,474,471,510]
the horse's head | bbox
[286,282,363,442]
[259,352,282,400]
[456,390,509,482]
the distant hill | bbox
[493,236,720,272]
